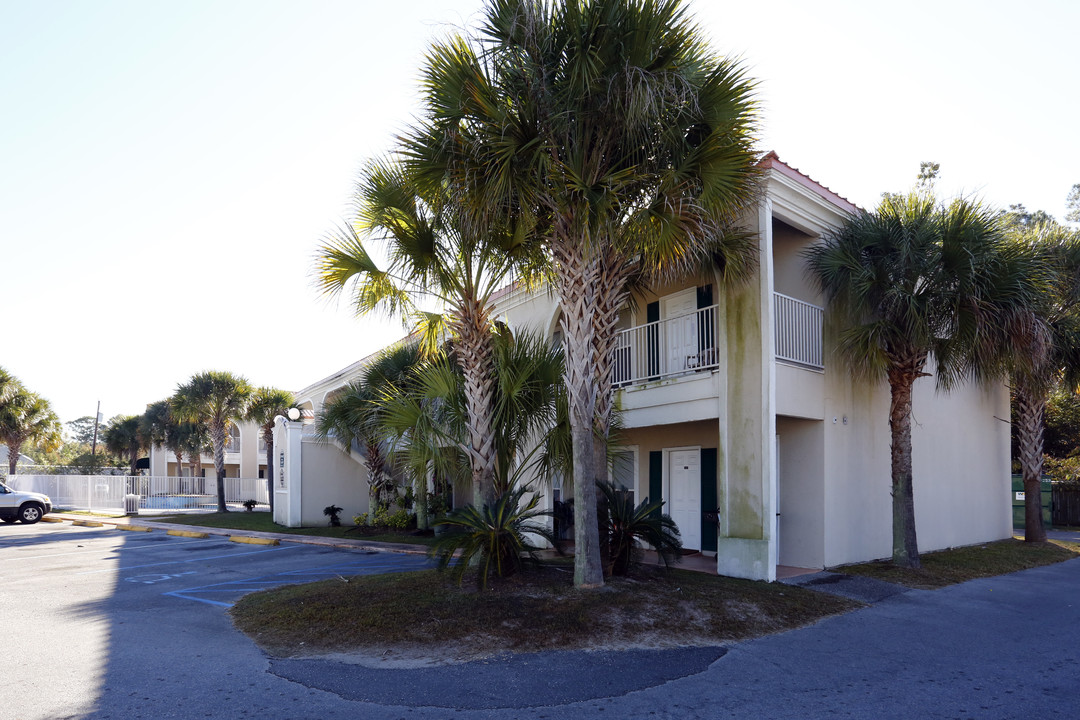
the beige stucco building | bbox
[268,153,1013,580]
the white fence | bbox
[774,292,824,369]
[5,475,269,514]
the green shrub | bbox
[430,484,558,589]
[353,512,369,526]
[324,505,343,527]
[597,480,682,576]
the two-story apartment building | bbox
[272,153,1012,580]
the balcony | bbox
[611,293,823,390]
[773,292,823,370]
[612,305,719,387]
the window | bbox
[610,448,636,506]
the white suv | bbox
[0,480,52,524]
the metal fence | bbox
[5,475,269,514]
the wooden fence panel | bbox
[1052,485,1080,527]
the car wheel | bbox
[18,503,43,524]
[1,516,17,524]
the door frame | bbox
[663,445,702,550]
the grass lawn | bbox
[230,563,858,660]
[834,537,1080,590]
[148,512,438,547]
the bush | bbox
[353,512,368,526]
[430,484,558,589]
[596,480,682,576]
[324,505,343,527]
[242,499,258,512]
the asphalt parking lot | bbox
[5,520,1080,720]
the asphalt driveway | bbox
[4,520,1078,720]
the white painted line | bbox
[75,543,302,575]
[3,538,213,562]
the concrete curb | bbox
[71,520,104,527]
[230,535,280,546]
[167,529,210,539]
[41,517,64,523]
[117,524,153,532]
[47,512,432,556]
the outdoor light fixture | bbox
[287,408,301,421]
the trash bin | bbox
[124,494,141,516]
[1011,476,1051,529]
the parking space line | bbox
[164,554,435,607]
[4,538,214,562]
[76,543,302,575]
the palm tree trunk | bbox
[453,298,497,505]
[173,451,183,478]
[554,237,604,588]
[212,420,228,513]
[591,247,634,484]
[887,356,926,568]
[7,441,21,475]
[264,428,275,514]
[365,441,385,521]
[1014,379,1048,543]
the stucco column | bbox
[272,416,303,527]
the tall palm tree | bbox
[103,414,147,476]
[1003,218,1080,542]
[244,387,296,513]
[316,343,424,522]
[142,400,186,478]
[175,421,210,480]
[0,382,61,475]
[172,371,253,512]
[408,0,760,586]
[376,327,566,525]
[806,186,1044,568]
[317,160,541,506]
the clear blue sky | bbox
[2,0,1077,426]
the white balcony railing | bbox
[608,295,823,387]
[774,292,823,369]
[612,305,719,386]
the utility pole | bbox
[90,401,101,473]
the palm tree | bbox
[142,400,186,479]
[317,159,542,507]
[244,387,296,514]
[1003,218,1080,542]
[0,382,61,475]
[315,343,424,522]
[175,421,210,481]
[103,414,147,476]
[805,186,1044,568]
[377,328,566,519]
[172,371,253,512]
[408,0,760,586]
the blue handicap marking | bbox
[164,552,435,607]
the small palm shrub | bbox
[597,480,682,577]
[242,499,258,512]
[324,505,343,527]
[430,484,558,589]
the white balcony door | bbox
[661,289,698,373]
[667,448,701,551]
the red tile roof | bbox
[758,151,859,213]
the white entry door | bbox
[662,289,698,372]
[667,449,701,551]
